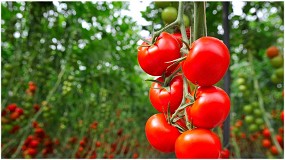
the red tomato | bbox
[262,128,271,138]
[262,139,271,148]
[149,75,183,114]
[220,148,230,158]
[138,32,181,76]
[10,112,20,120]
[7,103,17,112]
[145,113,180,153]
[175,128,221,158]
[186,86,230,129]
[276,135,283,146]
[15,107,24,115]
[29,140,39,148]
[182,36,230,86]
[270,146,279,155]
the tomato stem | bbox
[193,2,206,41]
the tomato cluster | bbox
[265,46,284,84]
[137,26,230,158]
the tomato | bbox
[238,85,247,92]
[243,104,253,114]
[182,37,230,86]
[15,107,24,115]
[248,124,258,132]
[275,67,284,78]
[262,128,271,138]
[262,139,271,148]
[255,118,263,125]
[29,140,39,148]
[245,115,254,123]
[138,32,181,76]
[186,86,230,129]
[161,7,177,24]
[149,75,183,113]
[236,77,245,85]
[266,46,279,59]
[172,30,191,48]
[7,103,17,112]
[271,73,282,84]
[276,135,283,146]
[270,146,279,155]
[220,148,230,158]
[183,14,190,27]
[253,109,262,116]
[145,113,180,153]
[270,56,283,68]
[175,128,221,158]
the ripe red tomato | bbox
[270,146,279,155]
[7,103,17,112]
[266,46,279,59]
[262,128,271,138]
[172,30,191,48]
[175,128,221,158]
[182,36,230,86]
[138,32,181,76]
[276,135,283,146]
[186,86,230,129]
[220,148,230,158]
[29,140,39,148]
[145,113,180,153]
[262,139,271,148]
[149,75,183,113]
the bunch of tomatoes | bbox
[265,46,284,84]
[137,25,231,158]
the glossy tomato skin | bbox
[149,75,183,114]
[175,128,221,158]
[145,113,180,153]
[182,36,230,86]
[138,32,181,76]
[187,86,230,129]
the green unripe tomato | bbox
[251,102,259,108]
[249,124,258,132]
[238,85,247,92]
[271,73,283,84]
[245,115,254,123]
[236,78,245,85]
[270,56,283,68]
[243,105,253,114]
[275,67,284,78]
[255,118,264,125]
[183,14,190,27]
[162,7,178,24]
[253,109,262,117]
[4,64,13,71]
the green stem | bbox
[248,51,283,155]
[193,2,206,41]
[152,1,185,44]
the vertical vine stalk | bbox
[248,51,283,155]
[193,2,206,41]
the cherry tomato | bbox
[270,146,279,155]
[262,128,271,138]
[262,139,271,148]
[161,7,177,24]
[266,46,279,59]
[220,148,230,158]
[186,86,230,129]
[175,128,221,158]
[182,36,230,86]
[138,32,181,76]
[145,113,180,153]
[149,75,183,113]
